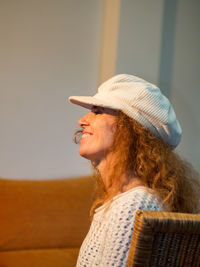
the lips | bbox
[82,131,93,138]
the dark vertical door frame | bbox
[158,0,178,98]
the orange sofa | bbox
[0,176,94,267]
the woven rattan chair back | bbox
[126,210,200,267]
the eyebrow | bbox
[91,106,104,111]
[91,105,118,116]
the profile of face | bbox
[78,106,117,163]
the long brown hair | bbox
[90,112,200,216]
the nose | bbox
[78,112,91,128]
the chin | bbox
[79,149,103,162]
[79,149,93,160]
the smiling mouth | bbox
[82,132,93,138]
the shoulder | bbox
[94,186,162,221]
[110,186,162,215]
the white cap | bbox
[69,74,182,147]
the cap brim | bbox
[68,96,120,110]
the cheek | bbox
[101,124,116,147]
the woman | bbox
[69,74,199,267]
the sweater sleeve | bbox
[99,190,161,267]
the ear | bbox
[111,121,117,134]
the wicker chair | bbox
[126,210,200,267]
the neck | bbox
[94,154,113,188]
[94,155,144,198]
[121,175,144,192]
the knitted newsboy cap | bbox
[69,74,182,147]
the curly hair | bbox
[89,111,200,216]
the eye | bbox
[93,110,101,115]
[92,106,103,115]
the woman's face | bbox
[78,106,117,163]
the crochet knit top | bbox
[76,186,162,267]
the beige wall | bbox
[116,0,164,86]
[0,0,104,179]
[0,0,199,179]
[115,0,200,172]
[170,0,200,170]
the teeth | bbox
[82,133,90,138]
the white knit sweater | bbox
[76,186,162,267]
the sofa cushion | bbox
[0,248,79,267]
[0,176,94,251]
